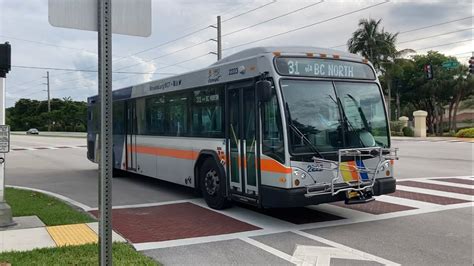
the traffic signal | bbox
[469,57,474,74]
[0,42,11,78]
[424,64,433,80]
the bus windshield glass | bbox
[281,80,389,154]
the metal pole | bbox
[98,0,113,264]
[217,16,222,60]
[0,77,14,227]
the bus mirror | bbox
[256,80,272,102]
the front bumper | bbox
[260,177,396,208]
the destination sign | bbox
[275,57,375,80]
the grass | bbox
[5,187,95,226]
[0,242,158,265]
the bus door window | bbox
[243,88,257,191]
[261,87,285,163]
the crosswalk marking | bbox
[395,185,472,201]
[413,179,473,189]
[10,145,86,151]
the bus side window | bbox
[262,87,285,163]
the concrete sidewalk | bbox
[392,136,473,142]
[0,219,125,252]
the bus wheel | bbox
[199,159,231,210]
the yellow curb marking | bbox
[46,224,98,247]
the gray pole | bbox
[217,16,222,60]
[98,0,113,264]
[0,77,14,227]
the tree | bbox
[347,18,398,73]
[6,98,88,132]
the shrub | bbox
[389,121,405,132]
[402,127,414,137]
[390,131,404,136]
[455,128,474,138]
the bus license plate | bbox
[346,191,359,199]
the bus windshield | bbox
[281,79,389,154]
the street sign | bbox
[48,0,152,37]
[0,126,9,153]
[442,60,459,69]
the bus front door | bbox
[126,100,137,171]
[227,86,259,199]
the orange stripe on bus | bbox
[128,145,291,174]
[128,145,199,160]
[260,159,292,174]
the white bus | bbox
[87,46,397,209]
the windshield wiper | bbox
[346,94,370,131]
[334,96,367,148]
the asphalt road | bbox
[6,135,474,266]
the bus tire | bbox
[199,158,232,210]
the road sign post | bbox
[0,42,14,228]
[98,0,113,264]
[48,1,151,264]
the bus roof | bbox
[213,46,363,65]
[88,46,367,103]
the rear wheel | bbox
[199,159,232,210]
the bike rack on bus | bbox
[304,147,398,198]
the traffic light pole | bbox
[0,77,14,227]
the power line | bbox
[328,16,474,49]
[112,53,211,84]
[398,27,474,45]
[223,1,324,37]
[115,0,277,62]
[414,39,473,51]
[223,0,390,51]
[221,0,277,23]
[114,39,211,71]
[399,16,473,34]
[11,65,176,75]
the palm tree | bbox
[347,18,398,73]
[347,18,415,120]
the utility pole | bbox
[43,71,51,131]
[210,16,222,61]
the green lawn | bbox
[0,243,158,265]
[5,187,95,226]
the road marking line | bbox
[398,176,473,181]
[293,231,400,266]
[88,199,193,211]
[291,245,372,266]
[376,195,439,209]
[6,185,93,211]
[413,179,474,189]
[396,185,473,201]
[239,237,296,264]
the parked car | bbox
[26,128,39,135]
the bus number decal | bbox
[228,67,239,76]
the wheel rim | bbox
[204,169,219,196]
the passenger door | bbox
[226,85,259,198]
[126,100,137,171]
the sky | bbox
[0,0,472,107]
